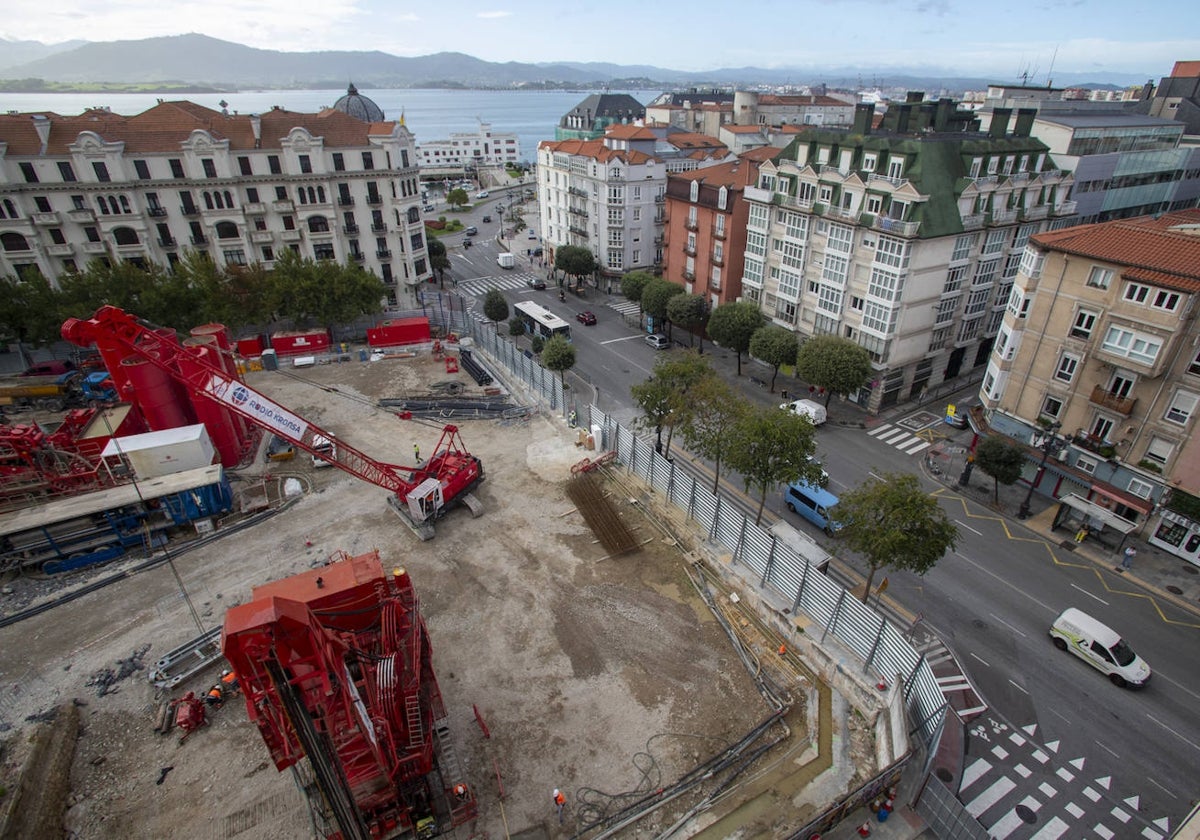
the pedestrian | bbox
[1075,524,1089,544]
[413,443,422,464]
[553,788,566,823]
[781,389,789,401]
[1121,545,1137,570]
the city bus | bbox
[513,301,571,342]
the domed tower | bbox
[332,83,384,122]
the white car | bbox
[476,190,490,199]
[779,398,828,426]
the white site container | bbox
[102,423,217,479]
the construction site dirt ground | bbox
[0,351,804,840]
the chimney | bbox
[250,114,262,149]
[895,104,912,134]
[1013,108,1036,137]
[852,103,875,134]
[933,98,955,132]
[905,91,924,104]
[31,114,51,155]
[989,107,1012,138]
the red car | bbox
[576,311,597,325]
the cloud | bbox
[476,10,512,18]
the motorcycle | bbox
[558,290,565,302]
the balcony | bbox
[115,241,144,254]
[960,212,985,230]
[349,251,365,262]
[273,199,295,213]
[712,253,724,266]
[868,173,909,189]
[147,206,167,218]
[1073,432,1118,458]
[654,195,665,204]
[1054,200,1078,216]
[712,224,726,240]
[343,224,360,235]
[1090,385,1137,416]
[744,185,772,204]
[654,235,664,245]
[249,230,273,244]
[684,219,699,231]
[242,202,267,215]
[376,249,391,259]
[1021,205,1049,221]
[683,270,695,281]
[778,194,815,212]
[46,243,74,256]
[180,204,200,217]
[281,229,302,242]
[991,208,1018,225]
[366,194,383,205]
[338,196,355,206]
[157,236,177,248]
[874,216,921,237]
[371,223,387,234]
[81,241,106,254]
[568,225,588,237]
[32,211,60,225]
[683,245,696,257]
[568,186,587,197]
[826,205,858,222]
[67,208,95,223]
[190,234,208,245]
[568,206,589,218]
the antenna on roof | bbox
[1046,45,1058,88]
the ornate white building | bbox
[416,122,520,175]
[0,92,431,308]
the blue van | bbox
[783,481,842,534]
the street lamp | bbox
[1018,421,1063,519]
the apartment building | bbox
[0,98,430,308]
[646,90,855,137]
[538,125,730,276]
[662,148,776,308]
[741,94,1075,413]
[981,210,1200,559]
[554,94,646,141]
[415,122,520,175]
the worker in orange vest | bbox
[204,684,223,709]
[553,788,566,823]
[221,669,240,693]
[453,783,469,802]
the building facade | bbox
[554,94,646,142]
[415,122,520,176]
[981,210,1200,560]
[538,125,730,276]
[0,100,431,308]
[662,149,775,309]
[740,95,1075,413]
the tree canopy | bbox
[630,351,710,457]
[482,289,509,324]
[666,293,709,352]
[725,407,823,524]
[748,325,799,393]
[795,335,873,407]
[679,374,749,494]
[641,279,685,334]
[706,301,765,376]
[446,188,469,209]
[554,246,597,288]
[836,472,959,601]
[972,436,1027,504]
[427,238,451,286]
[619,271,656,310]
[540,335,576,386]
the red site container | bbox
[367,317,431,349]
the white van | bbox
[779,398,828,426]
[1049,607,1150,688]
[311,434,336,469]
[497,252,515,269]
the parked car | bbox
[532,247,544,257]
[476,190,490,199]
[465,226,478,236]
[526,277,546,290]
[576,311,597,325]
[528,230,537,239]
[779,398,828,426]
[645,334,670,350]
[482,215,492,223]
[422,204,435,212]
[21,360,75,377]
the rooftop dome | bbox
[332,83,384,122]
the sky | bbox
[2,0,1196,82]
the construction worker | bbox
[553,788,566,823]
[221,669,240,694]
[413,442,422,464]
[453,782,469,802]
[204,684,223,709]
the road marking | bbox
[1027,816,1070,839]
[954,553,1058,612]
[1096,741,1120,758]
[599,335,643,345]
[960,757,991,790]
[1146,713,1200,754]
[1146,777,1176,798]
[969,651,991,667]
[954,520,983,536]
[868,471,887,481]
[1146,671,1200,704]
[990,613,1028,637]
[1050,709,1072,725]
[966,776,1016,817]
[1069,583,1109,605]
[1008,679,1029,695]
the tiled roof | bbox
[1031,210,1200,291]
[724,125,767,134]
[662,132,724,149]
[738,146,783,162]
[0,101,396,156]
[671,156,760,188]
[537,138,655,165]
[605,124,658,140]
[758,94,850,107]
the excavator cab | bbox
[407,477,445,522]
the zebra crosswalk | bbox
[867,422,937,455]
[960,715,1170,839]
[456,273,546,297]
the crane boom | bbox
[62,306,484,537]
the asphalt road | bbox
[446,243,1200,838]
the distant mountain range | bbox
[0,33,1149,92]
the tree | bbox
[508,316,525,337]
[482,289,509,324]
[630,352,710,457]
[427,237,451,287]
[795,335,873,407]
[748,325,799,393]
[706,301,764,376]
[0,269,67,364]
[620,271,656,310]
[554,245,597,289]
[667,293,709,352]
[541,335,576,387]
[725,408,823,524]
[641,279,684,337]
[268,250,386,329]
[446,188,469,209]
[971,436,1027,504]
[837,472,959,602]
[678,375,749,494]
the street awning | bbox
[1088,482,1154,515]
[1057,494,1138,535]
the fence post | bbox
[791,558,809,615]
[709,495,722,542]
[904,652,927,703]
[667,459,676,502]
[687,475,697,522]
[733,514,748,565]
[822,588,846,643]
[864,615,887,675]
[760,536,777,588]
